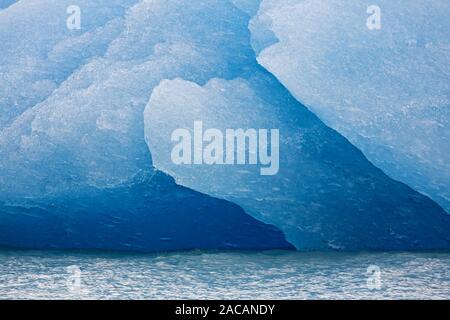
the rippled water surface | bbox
[0,250,449,299]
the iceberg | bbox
[0,0,449,251]
[251,0,450,212]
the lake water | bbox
[0,250,449,299]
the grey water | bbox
[0,250,449,300]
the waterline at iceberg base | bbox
[0,0,449,255]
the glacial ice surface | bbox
[251,0,450,212]
[0,171,292,251]
[145,71,450,250]
[0,0,255,197]
[0,0,449,251]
